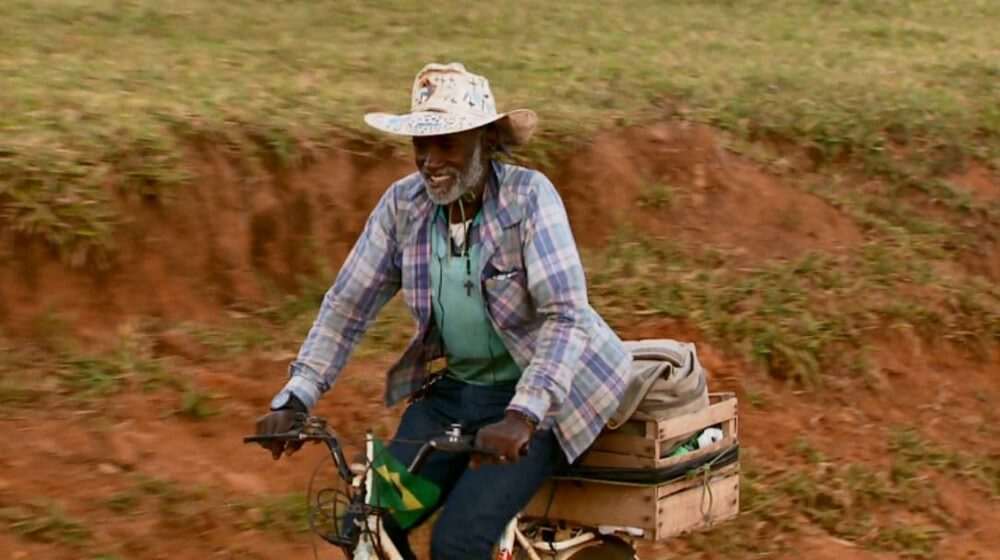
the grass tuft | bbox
[175,387,219,420]
[250,493,311,536]
[700,436,961,556]
[0,502,91,546]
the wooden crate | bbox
[524,393,739,541]
[583,392,739,470]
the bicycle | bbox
[244,415,639,560]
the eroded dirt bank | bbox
[1,122,870,335]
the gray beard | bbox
[423,143,487,205]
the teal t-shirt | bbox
[430,207,522,385]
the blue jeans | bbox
[383,377,565,560]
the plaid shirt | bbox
[274,161,633,461]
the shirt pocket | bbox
[483,268,535,328]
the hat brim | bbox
[364,109,537,146]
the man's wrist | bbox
[507,388,550,428]
[505,409,538,432]
[272,393,308,414]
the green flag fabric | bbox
[369,438,441,529]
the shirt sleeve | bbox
[272,185,402,410]
[506,175,589,423]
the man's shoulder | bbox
[369,172,425,234]
[498,162,552,192]
[497,162,562,214]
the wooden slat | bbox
[607,420,648,436]
[655,471,740,541]
[644,420,657,439]
[656,395,737,442]
[727,416,739,441]
[577,449,650,469]
[588,432,657,457]
[655,464,739,500]
[523,479,658,532]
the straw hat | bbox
[364,62,537,146]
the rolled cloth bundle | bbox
[607,339,709,430]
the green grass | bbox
[0,371,49,406]
[584,232,1000,384]
[174,387,219,420]
[687,439,954,557]
[890,427,1000,496]
[0,321,182,406]
[637,181,676,211]
[874,525,942,559]
[2,0,998,262]
[58,342,174,400]
[103,490,142,516]
[243,493,312,536]
[134,474,212,521]
[182,321,277,359]
[0,502,91,546]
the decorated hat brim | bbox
[364,109,537,146]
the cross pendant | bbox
[463,279,474,297]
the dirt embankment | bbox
[0,122,863,335]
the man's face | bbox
[413,128,490,205]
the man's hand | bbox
[473,412,534,466]
[254,409,304,460]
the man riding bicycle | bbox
[255,62,633,560]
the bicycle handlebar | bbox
[244,416,355,481]
[244,418,525,476]
[243,432,312,444]
[407,432,497,473]
[409,428,528,472]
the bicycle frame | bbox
[498,517,546,560]
[351,432,405,560]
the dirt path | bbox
[2,331,996,559]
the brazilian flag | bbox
[369,439,441,529]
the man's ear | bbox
[483,125,500,152]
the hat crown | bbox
[410,62,498,117]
